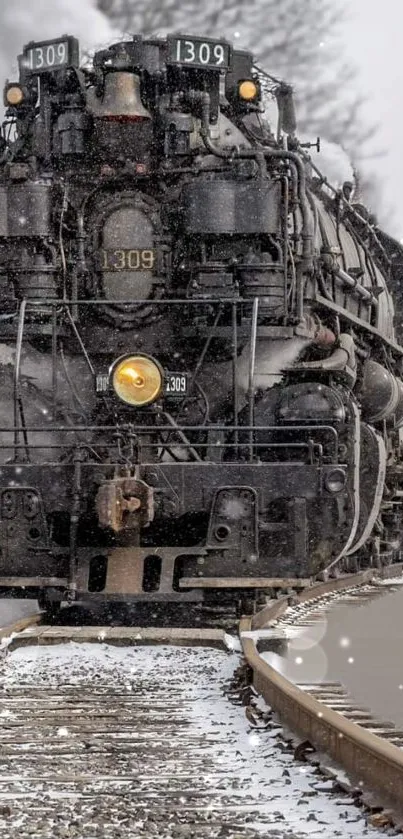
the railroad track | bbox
[0,614,369,839]
[0,567,401,836]
[240,566,403,829]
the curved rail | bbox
[240,568,403,820]
[0,611,42,642]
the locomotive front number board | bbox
[96,372,189,398]
[167,36,230,69]
[21,36,79,73]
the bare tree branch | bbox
[96,0,377,153]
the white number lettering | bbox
[183,40,195,63]
[213,44,225,65]
[128,249,140,270]
[57,43,67,64]
[35,47,44,69]
[199,43,211,64]
[113,250,126,270]
[176,39,182,62]
[142,250,155,269]
[166,376,186,394]
[46,45,55,67]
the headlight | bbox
[238,80,258,101]
[4,84,25,107]
[324,468,346,494]
[111,355,162,407]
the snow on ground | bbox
[378,577,403,585]
[0,641,386,837]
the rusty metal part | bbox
[240,566,403,820]
[295,313,336,346]
[96,476,154,532]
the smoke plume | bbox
[0,0,118,85]
[302,137,354,191]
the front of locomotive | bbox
[0,33,357,609]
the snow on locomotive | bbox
[0,32,402,612]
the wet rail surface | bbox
[261,577,403,729]
[315,583,403,730]
[0,618,386,839]
[241,571,403,827]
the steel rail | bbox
[0,613,229,651]
[239,567,403,821]
[0,612,42,643]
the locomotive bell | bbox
[87,72,151,121]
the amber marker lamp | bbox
[238,80,258,101]
[4,84,25,106]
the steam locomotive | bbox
[0,32,402,612]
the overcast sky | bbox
[341,0,403,236]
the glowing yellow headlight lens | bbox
[112,355,162,407]
[239,80,258,101]
[5,85,24,106]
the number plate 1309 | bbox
[168,36,230,69]
[164,373,189,398]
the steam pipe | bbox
[248,298,259,461]
[52,303,58,419]
[334,266,378,307]
[69,454,82,597]
[74,209,87,321]
[13,299,27,453]
[232,300,239,453]
[199,92,313,273]
[298,346,349,371]
[163,412,202,462]
[282,175,289,318]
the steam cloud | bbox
[302,137,355,191]
[0,0,118,86]
[236,338,309,394]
